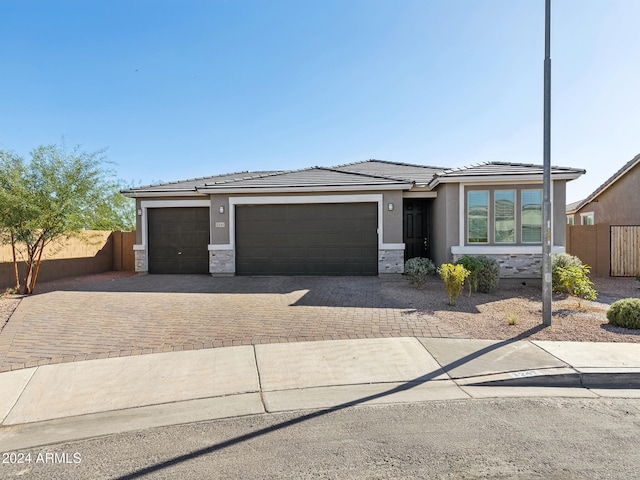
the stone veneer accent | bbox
[134,250,147,272]
[378,249,404,274]
[209,250,235,274]
[452,253,542,278]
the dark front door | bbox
[147,207,210,274]
[403,199,430,261]
[235,203,378,276]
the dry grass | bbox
[384,275,640,343]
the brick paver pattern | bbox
[0,275,466,372]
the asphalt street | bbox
[2,397,639,479]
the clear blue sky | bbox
[1,0,638,203]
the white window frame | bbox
[580,212,595,225]
[521,189,543,244]
[494,189,516,244]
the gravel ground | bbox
[1,271,639,342]
[385,275,640,342]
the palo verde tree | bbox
[0,142,133,294]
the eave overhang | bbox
[429,172,584,188]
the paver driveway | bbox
[0,275,464,372]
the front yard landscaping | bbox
[385,275,640,343]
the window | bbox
[494,190,515,243]
[521,190,542,243]
[567,216,574,225]
[467,191,489,243]
[580,212,594,225]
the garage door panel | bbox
[236,203,377,276]
[148,207,209,274]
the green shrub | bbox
[404,257,436,287]
[552,253,583,293]
[556,264,597,305]
[607,298,640,330]
[455,255,483,293]
[476,256,500,293]
[438,263,470,306]
[635,274,640,283]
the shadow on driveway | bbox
[68,274,409,309]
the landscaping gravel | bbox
[385,275,640,343]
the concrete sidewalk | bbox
[1,337,640,450]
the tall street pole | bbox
[542,0,553,326]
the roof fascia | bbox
[121,189,207,198]
[429,172,583,188]
[196,184,410,194]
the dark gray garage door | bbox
[235,203,378,275]
[147,207,209,274]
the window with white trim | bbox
[580,212,594,225]
[521,190,543,243]
[467,191,489,243]
[494,190,516,243]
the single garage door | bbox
[235,203,378,275]
[147,207,210,274]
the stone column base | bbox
[209,250,235,274]
[378,249,404,274]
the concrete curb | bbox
[1,338,639,451]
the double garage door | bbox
[147,203,378,275]
[236,203,378,276]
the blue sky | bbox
[1,0,638,203]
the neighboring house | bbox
[566,153,640,227]
[566,152,640,276]
[122,160,584,278]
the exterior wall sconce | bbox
[219,206,225,214]
[388,203,394,211]
[137,209,142,216]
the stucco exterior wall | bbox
[430,183,459,266]
[382,190,403,244]
[553,181,567,245]
[210,194,230,245]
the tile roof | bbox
[122,159,585,196]
[121,171,280,193]
[333,159,445,184]
[566,152,640,213]
[429,161,585,187]
[436,161,585,177]
[198,166,410,190]
[565,200,583,213]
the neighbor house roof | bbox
[122,159,584,197]
[565,200,582,214]
[565,152,640,214]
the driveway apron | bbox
[0,275,464,372]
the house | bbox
[122,160,584,278]
[566,152,640,276]
[566,153,640,227]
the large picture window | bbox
[521,189,542,243]
[467,191,489,243]
[494,190,515,243]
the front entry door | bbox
[403,199,430,261]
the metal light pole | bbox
[542,0,553,326]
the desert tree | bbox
[0,142,131,294]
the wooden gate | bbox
[610,226,640,276]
